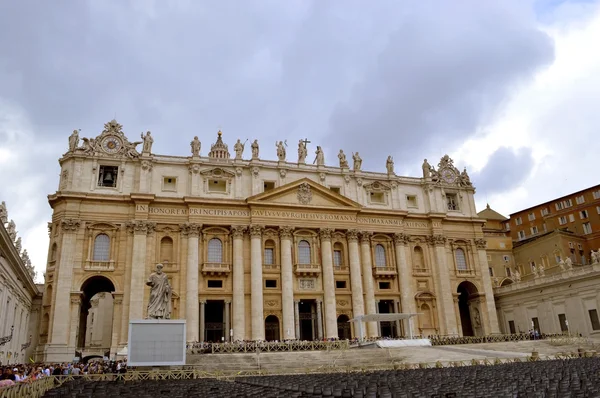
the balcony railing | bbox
[263,263,281,271]
[160,261,179,272]
[372,266,397,279]
[202,262,231,276]
[294,263,321,276]
[333,265,349,274]
[413,267,429,275]
[85,260,115,272]
[456,268,475,277]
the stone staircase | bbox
[186,347,403,372]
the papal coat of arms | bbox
[297,182,313,205]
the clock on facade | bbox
[440,168,456,184]
[101,136,122,154]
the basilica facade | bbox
[39,120,499,362]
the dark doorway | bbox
[205,300,224,342]
[457,281,479,337]
[78,276,115,354]
[378,300,398,338]
[337,315,351,339]
[265,315,280,341]
[298,300,316,340]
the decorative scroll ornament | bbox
[60,219,81,232]
[428,154,473,188]
[393,232,411,245]
[73,119,144,159]
[141,160,153,171]
[126,220,156,235]
[297,182,313,205]
[427,234,447,246]
[230,225,247,238]
[474,238,487,250]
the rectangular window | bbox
[264,248,274,265]
[263,181,275,192]
[569,214,575,222]
[556,202,564,211]
[406,195,418,208]
[589,309,600,331]
[488,267,493,276]
[97,165,119,188]
[532,317,541,333]
[528,212,536,221]
[559,216,567,225]
[207,280,223,288]
[329,186,341,194]
[499,242,506,249]
[446,194,459,211]
[515,217,522,226]
[508,320,516,334]
[378,281,391,290]
[504,223,511,231]
[503,255,510,263]
[208,179,227,192]
[370,192,385,204]
[518,231,526,240]
[162,177,177,191]
[580,210,589,219]
[542,223,547,232]
[558,314,568,332]
[333,250,342,267]
[265,279,277,288]
[576,195,585,205]
[335,280,347,289]
[565,199,573,207]
[593,190,600,200]
[583,222,592,235]
[505,267,511,277]
[531,226,538,235]
[541,208,549,216]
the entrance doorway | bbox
[298,300,317,340]
[205,300,224,342]
[378,300,398,338]
[265,315,280,341]
[337,315,351,339]
[457,281,479,337]
[77,276,115,356]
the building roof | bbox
[508,184,600,217]
[477,204,508,221]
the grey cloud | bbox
[471,147,535,195]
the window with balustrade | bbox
[160,237,174,264]
[375,244,386,267]
[93,234,110,262]
[333,242,344,268]
[208,238,223,263]
[413,246,426,272]
[264,239,275,265]
[298,240,311,264]
[455,248,467,271]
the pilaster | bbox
[474,238,500,334]
[249,224,265,340]
[393,233,416,334]
[279,226,295,340]
[359,231,377,337]
[126,220,156,321]
[231,225,247,341]
[319,228,338,338]
[346,230,365,327]
[181,223,202,342]
[428,234,458,336]
[110,293,123,355]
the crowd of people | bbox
[0,359,127,388]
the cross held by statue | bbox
[302,138,311,146]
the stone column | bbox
[359,231,377,337]
[454,296,463,336]
[231,226,247,341]
[249,225,265,340]
[394,299,402,336]
[50,219,81,346]
[294,300,300,339]
[346,230,365,322]
[181,223,202,342]
[199,300,206,343]
[68,293,82,350]
[375,300,381,336]
[225,300,231,342]
[279,226,295,340]
[110,293,123,356]
[429,234,458,336]
[393,233,416,334]
[316,299,323,340]
[474,238,500,334]
[127,221,155,321]
[319,228,338,339]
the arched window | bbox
[455,248,467,270]
[93,234,110,261]
[50,243,57,262]
[264,239,275,265]
[160,237,173,263]
[298,240,311,264]
[413,246,425,270]
[375,244,386,267]
[333,242,343,268]
[208,238,223,263]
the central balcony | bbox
[294,263,321,277]
[372,266,397,279]
[455,269,476,277]
[202,262,231,276]
[85,260,115,272]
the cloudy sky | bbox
[1,0,599,282]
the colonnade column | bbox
[225,300,231,342]
[429,234,458,336]
[375,300,381,336]
[199,300,206,343]
[316,299,323,339]
[249,224,265,340]
[182,223,201,342]
[359,232,377,337]
[110,293,123,356]
[231,226,247,341]
[319,228,338,338]
[394,300,402,337]
[393,233,416,335]
[294,300,300,339]
[127,220,156,321]
[50,219,81,347]
[474,238,500,334]
[346,230,365,330]
[279,226,295,340]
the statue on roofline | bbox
[251,139,259,159]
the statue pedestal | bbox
[128,319,186,366]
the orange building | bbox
[501,185,600,263]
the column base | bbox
[41,344,77,363]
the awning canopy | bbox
[349,313,420,323]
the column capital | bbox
[249,224,264,237]
[316,299,323,304]
[111,292,124,305]
[427,234,447,246]
[319,228,334,241]
[294,299,300,304]
[393,232,410,245]
[474,238,487,250]
[230,225,247,238]
[279,226,294,239]
[225,299,232,304]
[359,231,373,244]
[180,223,202,238]
[60,219,81,233]
[126,220,156,235]
[200,299,207,305]
[346,229,360,242]
[70,291,83,305]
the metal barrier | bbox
[187,339,350,354]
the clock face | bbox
[441,168,456,184]
[102,136,122,154]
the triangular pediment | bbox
[247,178,361,209]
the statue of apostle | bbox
[141,131,153,154]
[234,139,245,160]
[352,152,362,171]
[146,263,172,319]
[276,140,286,161]
[386,155,394,174]
[298,139,308,163]
[0,201,7,224]
[68,129,80,152]
[191,136,201,157]
[314,146,325,166]
[338,149,349,168]
[251,139,259,159]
